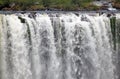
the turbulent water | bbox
[0,13,119,79]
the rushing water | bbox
[0,13,118,79]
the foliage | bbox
[115,0,120,2]
[0,0,96,10]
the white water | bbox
[0,13,115,79]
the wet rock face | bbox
[115,18,120,79]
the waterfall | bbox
[115,14,120,79]
[0,13,117,79]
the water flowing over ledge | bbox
[0,13,119,79]
[0,11,119,14]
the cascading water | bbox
[0,13,118,79]
[114,14,120,79]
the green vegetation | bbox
[0,0,99,10]
[116,0,120,2]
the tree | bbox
[116,0,120,2]
[72,0,93,7]
[42,0,52,7]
